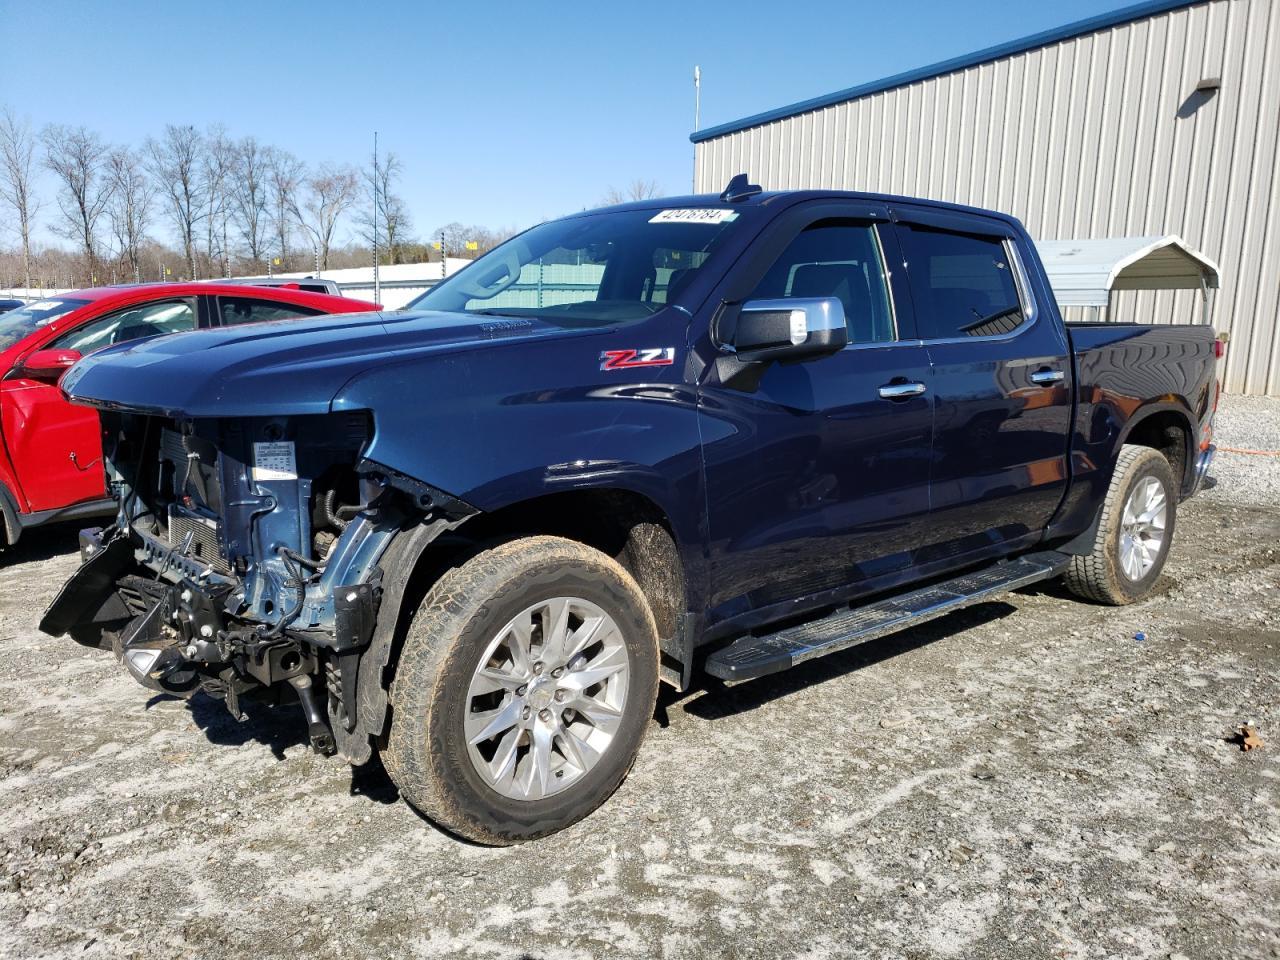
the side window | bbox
[218,297,321,326]
[900,226,1026,339]
[748,220,895,343]
[51,299,196,354]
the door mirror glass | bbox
[731,297,848,361]
[21,348,82,384]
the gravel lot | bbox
[1,396,1277,960]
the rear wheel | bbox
[1062,444,1178,605]
[383,536,659,844]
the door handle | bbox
[878,381,927,399]
[1029,368,1065,386]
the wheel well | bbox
[405,489,689,685]
[1124,411,1192,492]
[0,479,19,547]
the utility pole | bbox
[372,131,380,306]
[693,65,701,192]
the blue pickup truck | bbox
[42,177,1220,844]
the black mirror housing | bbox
[728,297,848,362]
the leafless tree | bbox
[147,124,205,280]
[231,136,269,265]
[42,123,113,283]
[266,146,304,271]
[105,147,153,282]
[0,109,41,288]
[357,150,412,265]
[289,164,359,270]
[600,178,662,205]
[203,125,234,275]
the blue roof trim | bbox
[690,0,1202,143]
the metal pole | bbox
[693,65,701,192]
[372,131,381,306]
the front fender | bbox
[332,332,706,559]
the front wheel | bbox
[1062,444,1178,605]
[383,536,659,844]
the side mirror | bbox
[20,348,82,384]
[727,297,848,362]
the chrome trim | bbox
[1192,443,1216,493]
[870,223,900,341]
[839,338,926,353]
[740,297,847,339]
[1029,369,1065,385]
[878,381,927,399]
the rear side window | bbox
[218,297,321,326]
[749,220,895,344]
[900,227,1025,339]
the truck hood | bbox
[61,309,562,418]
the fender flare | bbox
[335,515,464,765]
[1112,401,1198,492]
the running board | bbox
[704,551,1072,683]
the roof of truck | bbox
[582,188,1026,226]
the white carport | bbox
[1034,235,1221,323]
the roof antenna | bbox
[720,173,762,203]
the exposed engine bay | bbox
[40,409,470,758]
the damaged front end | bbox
[41,408,471,758]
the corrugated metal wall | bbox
[694,0,1280,395]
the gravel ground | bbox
[1,395,1277,960]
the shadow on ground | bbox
[676,599,1019,720]
[153,688,404,805]
[1,520,84,566]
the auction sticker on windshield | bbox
[649,209,739,225]
[252,441,297,481]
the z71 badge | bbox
[600,347,676,371]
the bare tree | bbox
[357,150,412,265]
[147,124,205,280]
[289,164,359,270]
[600,178,662,205]
[231,136,269,265]
[0,109,41,288]
[42,123,113,283]
[202,125,234,275]
[106,147,153,282]
[266,146,304,270]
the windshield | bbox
[407,207,750,325]
[0,298,90,350]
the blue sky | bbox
[2,0,1139,246]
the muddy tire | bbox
[1062,444,1178,605]
[383,536,659,845]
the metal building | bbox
[692,0,1280,396]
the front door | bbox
[892,208,1073,564]
[698,205,935,625]
[0,297,198,511]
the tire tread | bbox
[1062,444,1175,606]
[383,535,658,845]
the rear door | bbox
[1,297,198,511]
[698,202,936,623]
[891,207,1073,563]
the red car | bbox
[0,283,378,546]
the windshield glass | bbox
[0,299,90,350]
[407,207,750,324]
